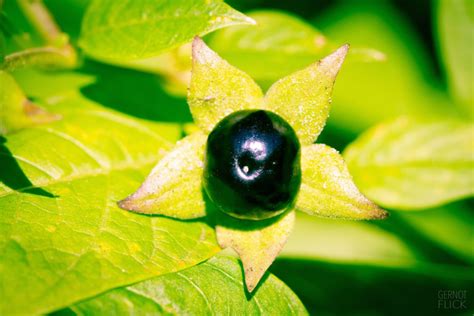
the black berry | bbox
[203,110,301,220]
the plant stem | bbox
[13,0,77,68]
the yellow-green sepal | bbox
[215,210,295,292]
[264,45,349,145]
[188,37,264,133]
[118,132,207,219]
[296,144,387,220]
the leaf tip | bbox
[24,101,62,125]
[371,206,389,220]
[117,196,133,211]
[243,262,268,293]
[192,36,216,65]
[245,16,257,25]
[320,43,350,79]
[117,194,143,214]
[245,274,258,293]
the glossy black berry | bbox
[203,110,301,220]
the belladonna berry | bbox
[203,110,301,220]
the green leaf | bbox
[264,45,348,145]
[2,45,77,71]
[0,93,219,315]
[119,132,207,219]
[437,0,474,117]
[188,37,263,132]
[122,43,193,96]
[396,203,474,264]
[69,255,308,315]
[344,117,474,210]
[216,210,295,292]
[12,68,96,100]
[208,10,384,91]
[0,70,60,135]
[208,10,329,90]
[1,0,78,70]
[283,202,472,267]
[282,212,420,265]
[79,0,255,61]
[296,144,387,220]
[318,2,455,134]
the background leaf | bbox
[1,0,77,70]
[208,10,330,90]
[395,203,474,265]
[68,255,308,315]
[80,0,254,61]
[437,0,474,117]
[283,203,472,267]
[0,70,59,135]
[344,116,474,210]
[276,203,474,314]
[316,1,455,135]
[271,257,474,315]
[282,212,419,265]
[208,10,384,91]
[0,89,219,314]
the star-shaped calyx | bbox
[119,37,387,292]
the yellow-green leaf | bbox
[0,70,60,135]
[119,132,207,219]
[296,144,387,220]
[208,10,384,90]
[69,255,308,315]
[216,210,295,292]
[208,10,329,90]
[344,117,474,210]
[188,37,264,132]
[264,45,348,145]
[1,46,77,71]
[0,92,218,315]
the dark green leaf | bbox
[271,257,474,315]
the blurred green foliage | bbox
[437,0,474,117]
